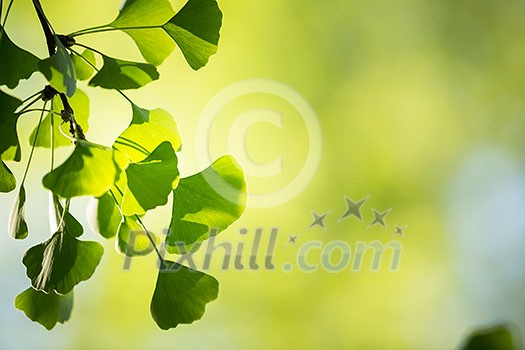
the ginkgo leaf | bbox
[105,0,222,69]
[150,261,218,330]
[111,0,174,27]
[43,141,121,198]
[90,192,122,239]
[50,195,84,238]
[88,55,159,90]
[109,0,175,66]
[39,36,76,97]
[166,156,246,254]
[120,142,179,216]
[0,27,40,89]
[8,186,28,240]
[116,216,159,256]
[15,288,73,330]
[124,29,175,67]
[71,49,96,80]
[0,160,16,193]
[162,0,222,70]
[0,89,23,161]
[23,231,104,294]
[113,104,182,163]
[30,88,90,148]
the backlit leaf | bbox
[23,231,103,294]
[43,141,121,198]
[150,261,218,330]
[109,0,175,66]
[120,142,179,216]
[113,104,182,163]
[88,55,159,90]
[166,156,246,254]
[15,288,73,330]
[162,0,222,70]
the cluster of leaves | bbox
[0,0,247,330]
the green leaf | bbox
[8,186,28,240]
[39,36,77,97]
[109,0,175,66]
[166,156,246,254]
[0,160,16,193]
[162,0,222,70]
[71,49,96,81]
[0,89,23,161]
[120,142,179,216]
[23,231,104,294]
[113,104,182,163]
[51,195,84,238]
[124,29,176,67]
[15,288,74,330]
[42,141,121,198]
[116,216,159,256]
[111,0,174,27]
[88,55,159,90]
[90,192,122,239]
[150,261,218,330]
[30,88,90,148]
[106,0,222,69]
[0,27,40,89]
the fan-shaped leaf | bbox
[0,27,39,89]
[162,0,222,70]
[39,36,76,97]
[109,0,175,66]
[88,55,159,90]
[43,141,121,198]
[150,261,218,330]
[23,231,103,294]
[15,288,73,330]
[113,104,182,163]
[166,156,246,254]
[119,142,179,216]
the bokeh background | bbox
[1,0,525,348]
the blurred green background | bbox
[1,0,525,348]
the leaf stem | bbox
[17,108,57,117]
[2,0,14,28]
[50,99,54,170]
[21,101,48,186]
[32,0,56,56]
[69,25,163,38]
[21,90,44,105]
